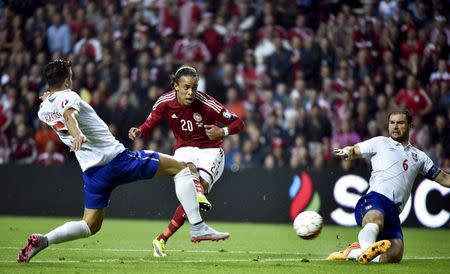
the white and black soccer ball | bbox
[293,211,323,240]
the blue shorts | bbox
[355,191,403,240]
[82,149,160,209]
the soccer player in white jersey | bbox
[129,66,244,257]
[327,109,450,264]
[17,60,229,263]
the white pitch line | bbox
[2,246,450,261]
[1,256,450,264]
[0,246,309,256]
[0,258,330,264]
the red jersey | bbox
[139,90,244,150]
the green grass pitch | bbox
[0,216,449,273]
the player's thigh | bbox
[381,238,403,263]
[196,148,225,191]
[173,147,224,191]
[156,152,186,176]
[362,209,385,230]
[82,208,105,234]
[173,147,200,165]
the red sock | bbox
[157,205,186,243]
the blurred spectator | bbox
[267,37,292,85]
[417,128,440,166]
[9,123,37,164]
[271,137,288,168]
[378,0,399,22]
[332,119,361,148]
[263,153,276,170]
[300,36,321,88]
[305,104,332,147]
[0,14,23,52]
[429,59,450,85]
[37,140,65,165]
[47,13,72,55]
[172,25,211,65]
[34,121,62,154]
[0,131,9,163]
[73,27,102,62]
[0,0,448,169]
[395,75,432,116]
[224,86,245,121]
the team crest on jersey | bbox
[193,113,202,122]
[411,152,418,162]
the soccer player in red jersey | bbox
[129,65,244,257]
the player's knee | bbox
[386,250,402,263]
[88,221,102,235]
[363,211,384,230]
[186,162,198,175]
[83,217,103,235]
[389,245,403,263]
[199,177,210,194]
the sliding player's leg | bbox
[18,208,101,263]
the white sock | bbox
[348,223,379,260]
[348,248,362,260]
[174,167,202,224]
[348,249,381,262]
[359,223,379,250]
[46,220,91,245]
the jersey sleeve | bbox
[357,136,384,158]
[214,100,244,135]
[57,91,81,114]
[139,101,164,138]
[421,152,441,180]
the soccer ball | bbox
[293,211,323,240]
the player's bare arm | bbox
[63,108,86,151]
[435,170,450,188]
[128,127,142,140]
[334,145,362,160]
[204,124,226,140]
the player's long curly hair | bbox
[171,66,198,87]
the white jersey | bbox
[358,136,435,212]
[38,89,125,171]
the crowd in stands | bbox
[0,0,449,172]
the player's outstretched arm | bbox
[63,108,86,151]
[435,170,450,188]
[334,145,362,160]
